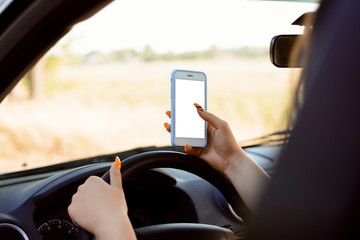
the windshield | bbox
[0,0,318,174]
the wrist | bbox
[223,148,250,177]
[94,211,136,240]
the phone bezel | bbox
[171,69,207,147]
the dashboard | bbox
[0,146,281,239]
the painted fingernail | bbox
[166,111,171,118]
[115,156,121,170]
[164,122,169,128]
[193,103,204,111]
[184,144,189,151]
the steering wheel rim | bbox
[102,150,251,223]
[99,150,251,239]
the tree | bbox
[28,56,46,99]
[142,45,157,62]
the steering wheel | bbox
[85,151,251,240]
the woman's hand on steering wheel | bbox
[68,157,136,240]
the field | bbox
[0,58,298,173]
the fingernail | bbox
[115,156,121,170]
[184,144,189,151]
[166,111,171,117]
[193,103,204,111]
[164,122,169,128]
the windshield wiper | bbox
[239,130,291,148]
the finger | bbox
[165,110,171,118]
[110,156,123,189]
[184,144,196,155]
[164,122,171,132]
[193,104,227,130]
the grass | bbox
[0,58,296,173]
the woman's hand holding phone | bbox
[165,107,271,212]
[165,106,245,175]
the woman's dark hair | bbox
[250,0,360,239]
[287,11,316,130]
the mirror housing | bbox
[269,12,315,68]
[270,34,305,68]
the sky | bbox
[56,0,318,55]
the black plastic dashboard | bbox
[0,145,282,240]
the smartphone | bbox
[171,69,207,147]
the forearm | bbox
[224,150,270,212]
[95,212,137,240]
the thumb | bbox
[110,156,123,189]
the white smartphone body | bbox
[171,69,207,147]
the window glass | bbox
[0,0,318,173]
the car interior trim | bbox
[0,223,30,240]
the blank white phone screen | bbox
[175,78,205,138]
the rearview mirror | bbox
[270,34,305,68]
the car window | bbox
[0,0,318,173]
[0,0,12,14]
